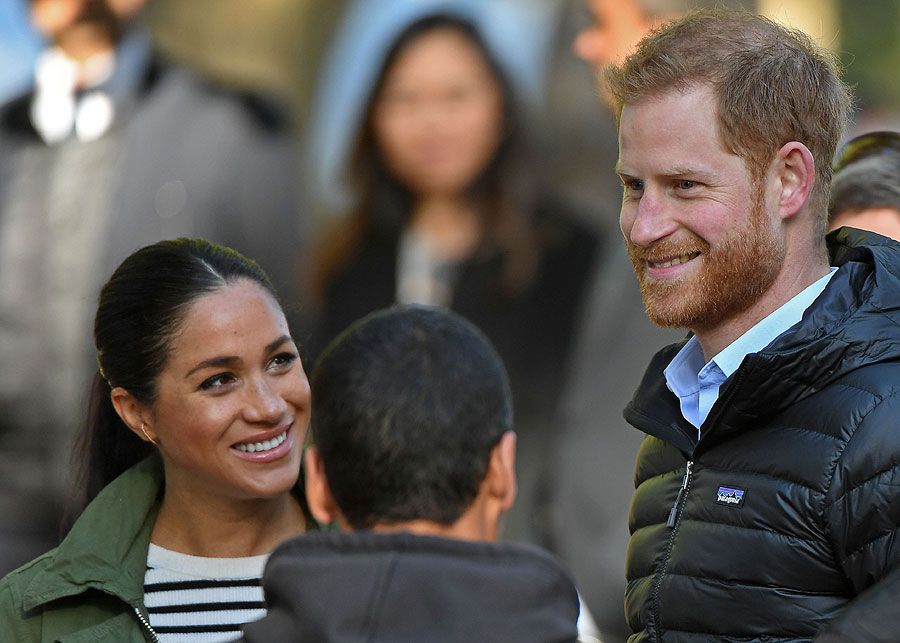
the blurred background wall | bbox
[3,0,897,130]
[149,0,347,124]
[150,0,900,132]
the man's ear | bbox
[304,447,342,527]
[110,387,157,445]
[773,141,816,220]
[486,431,517,513]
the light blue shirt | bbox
[664,268,838,434]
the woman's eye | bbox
[199,373,236,391]
[267,352,298,372]
[382,89,415,106]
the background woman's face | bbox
[147,279,310,504]
[372,28,505,197]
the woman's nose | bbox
[244,378,288,424]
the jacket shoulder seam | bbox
[823,389,900,509]
[842,524,899,562]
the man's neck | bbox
[695,253,831,361]
[55,24,115,65]
[371,514,497,544]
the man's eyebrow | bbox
[184,335,292,378]
[614,164,717,180]
[665,166,713,178]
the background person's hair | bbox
[605,8,852,234]
[74,238,278,512]
[310,13,539,300]
[829,155,900,222]
[829,131,900,223]
[310,305,513,530]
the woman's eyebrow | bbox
[185,355,240,378]
[184,336,293,378]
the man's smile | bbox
[646,252,702,270]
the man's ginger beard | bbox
[626,188,786,332]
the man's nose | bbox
[627,188,678,247]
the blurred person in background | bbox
[0,239,312,641]
[307,13,598,548]
[0,0,301,575]
[828,130,900,241]
[301,0,564,223]
[244,305,592,643]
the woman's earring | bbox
[140,422,159,447]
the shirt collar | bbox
[664,334,706,398]
[712,268,837,378]
[665,268,837,396]
[30,32,152,145]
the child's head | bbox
[305,305,516,541]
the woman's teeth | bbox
[235,431,287,453]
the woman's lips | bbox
[231,425,294,463]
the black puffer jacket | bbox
[624,229,900,642]
[242,530,581,643]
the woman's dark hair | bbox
[73,238,279,511]
[311,13,539,298]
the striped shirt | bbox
[144,544,269,642]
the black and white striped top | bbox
[144,544,269,642]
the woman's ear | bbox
[110,387,157,445]
[304,447,342,527]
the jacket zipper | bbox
[666,461,693,527]
[651,460,694,641]
[132,606,160,643]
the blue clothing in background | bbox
[0,0,42,102]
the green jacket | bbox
[0,457,163,642]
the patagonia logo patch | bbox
[716,486,746,507]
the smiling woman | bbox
[0,238,311,642]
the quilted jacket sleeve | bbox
[817,387,900,642]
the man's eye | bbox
[623,179,644,192]
[677,180,696,189]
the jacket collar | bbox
[21,456,163,612]
[626,228,900,453]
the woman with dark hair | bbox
[0,238,311,641]
[309,14,598,543]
